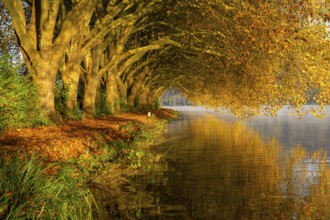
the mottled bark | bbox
[138,86,150,108]
[105,69,120,113]
[3,0,97,118]
[33,64,58,118]
[117,77,128,109]
[127,69,148,109]
[61,65,80,112]
[95,79,102,110]
[127,83,138,109]
[82,44,102,117]
[60,23,87,114]
[83,74,99,117]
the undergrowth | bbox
[0,111,174,219]
[0,153,94,220]
[0,55,49,129]
[71,119,167,180]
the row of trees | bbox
[167,0,330,117]
[1,0,330,120]
[2,0,181,119]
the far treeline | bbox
[161,90,191,106]
[1,0,330,123]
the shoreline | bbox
[0,108,177,219]
[0,108,177,161]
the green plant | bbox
[111,139,129,150]
[113,97,128,113]
[72,149,116,178]
[153,99,161,109]
[69,135,120,179]
[96,87,113,117]
[54,79,82,120]
[0,55,49,129]
[0,153,94,219]
[54,79,67,116]
[128,149,146,168]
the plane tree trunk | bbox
[127,68,149,109]
[105,68,121,113]
[3,0,97,119]
[82,44,103,117]
[59,24,88,115]
[60,63,81,114]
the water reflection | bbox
[93,111,330,220]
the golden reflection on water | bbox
[93,114,330,220]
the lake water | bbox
[93,107,330,219]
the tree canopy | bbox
[1,0,330,119]
[161,0,330,117]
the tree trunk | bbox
[149,92,161,109]
[95,79,102,110]
[83,74,99,117]
[33,66,57,118]
[117,78,128,111]
[127,81,142,109]
[105,69,120,113]
[126,67,149,109]
[139,86,150,108]
[3,0,97,120]
[147,93,156,108]
[60,22,86,115]
[61,65,80,113]
[82,44,103,117]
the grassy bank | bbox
[0,109,177,219]
[0,154,94,220]
[70,116,170,181]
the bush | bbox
[0,55,48,129]
[54,79,82,120]
[96,87,113,117]
[0,153,94,219]
[54,78,67,116]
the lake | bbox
[93,106,330,219]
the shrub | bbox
[0,153,94,219]
[54,79,82,120]
[54,78,67,116]
[0,55,48,129]
[96,87,113,117]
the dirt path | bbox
[0,109,176,161]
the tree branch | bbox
[3,0,27,39]
[53,0,97,60]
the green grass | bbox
[71,119,168,179]
[0,115,170,219]
[0,153,94,220]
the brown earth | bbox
[0,109,176,162]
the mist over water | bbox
[169,106,330,151]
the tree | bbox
[162,0,330,117]
[0,55,45,129]
[3,0,98,118]
[59,0,139,116]
[2,0,330,119]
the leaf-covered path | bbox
[0,109,176,161]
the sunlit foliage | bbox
[1,0,330,119]
[0,55,47,129]
[166,0,330,117]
